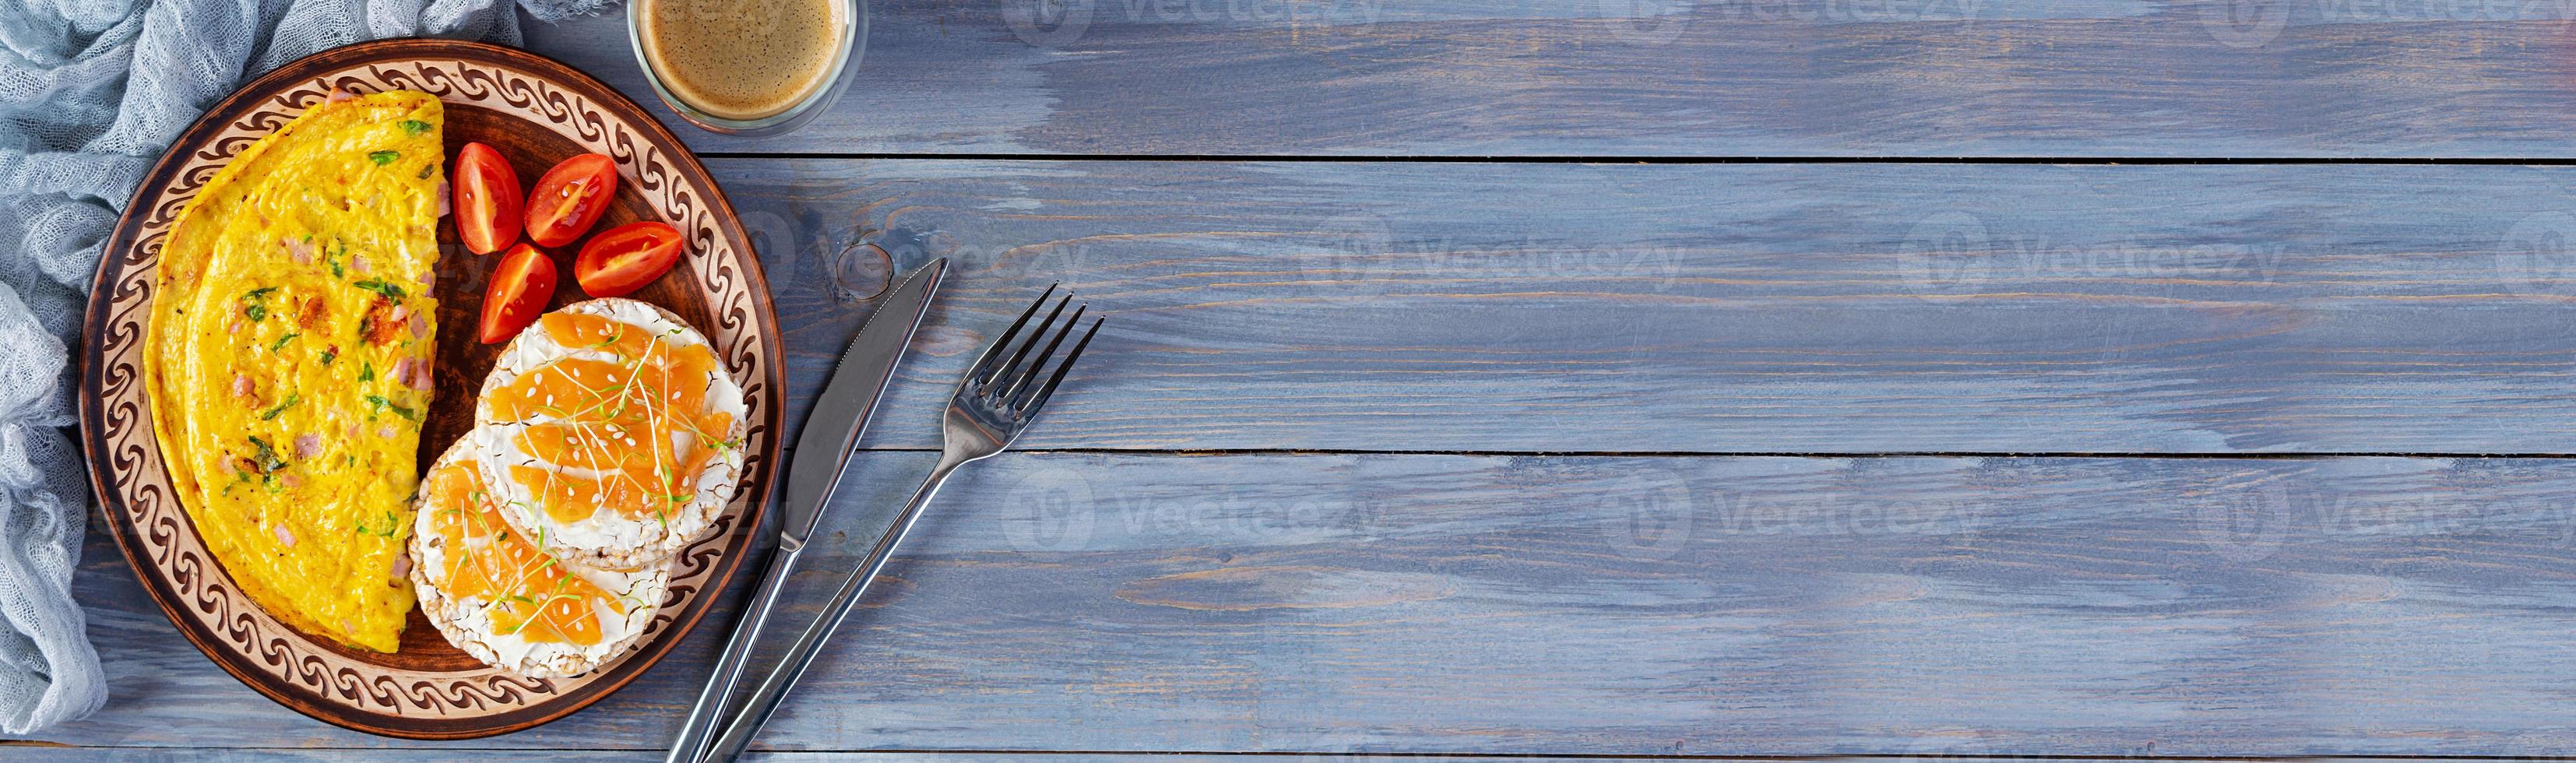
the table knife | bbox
[665,257,947,763]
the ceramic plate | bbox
[76,39,782,739]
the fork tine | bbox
[1003,303,1087,407]
[988,294,1071,395]
[970,283,1056,385]
[1020,317,1101,417]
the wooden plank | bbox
[0,751,1844,763]
[33,453,2576,755]
[0,752,2444,763]
[2,752,2318,763]
[524,1,2576,157]
[723,158,2576,454]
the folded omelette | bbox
[148,90,445,652]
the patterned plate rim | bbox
[74,39,783,740]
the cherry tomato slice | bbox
[523,153,618,248]
[479,244,558,344]
[573,221,685,298]
[452,142,523,255]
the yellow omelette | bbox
[146,90,445,652]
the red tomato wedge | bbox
[523,153,618,248]
[574,221,685,297]
[480,244,558,344]
[452,142,523,255]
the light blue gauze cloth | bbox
[0,0,607,736]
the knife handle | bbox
[666,541,801,763]
[703,459,961,762]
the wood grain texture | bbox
[33,453,2576,754]
[58,12,2576,749]
[717,158,2576,454]
[525,0,2576,157]
[11,754,2261,763]
[0,754,2431,763]
[0,753,1825,763]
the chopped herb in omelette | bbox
[352,278,406,300]
[369,149,399,165]
[259,394,299,420]
[355,509,401,537]
[245,435,286,473]
[364,394,415,420]
[239,287,276,322]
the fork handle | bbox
[702,457,963,762]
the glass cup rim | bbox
[625,0,868,137]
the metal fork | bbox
[700,286,1103,762]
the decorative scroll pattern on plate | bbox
[87,51,772,726]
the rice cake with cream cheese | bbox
[410,439,669,677]
[471,298,748,571]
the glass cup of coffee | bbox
[626,0,867,136]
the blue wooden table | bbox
[26,1,2576,759]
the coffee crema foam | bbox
[638,0,845,121]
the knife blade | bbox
[776,257,948,547]
[666,257,946,763]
